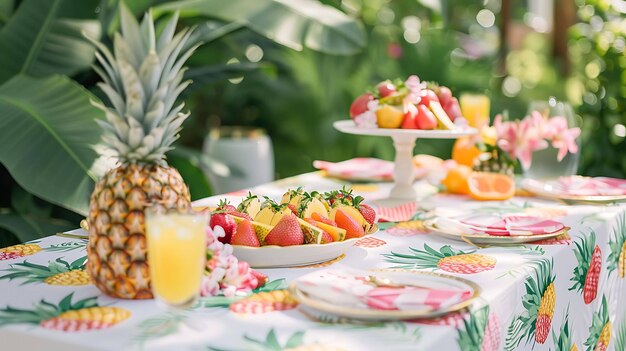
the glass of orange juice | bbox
[145,208,208,310]
[459,94,490,128]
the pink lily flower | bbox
[494,114,548,170]
[545,117,581,161]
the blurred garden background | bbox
[0,0,624,246]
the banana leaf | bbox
[153,0,366,55]
[0,75,106,216]
[0,0,101,84]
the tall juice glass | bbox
[459,94,490,128]
[146,209,207,309]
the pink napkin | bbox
[555,176,626,196]
[375,202,418,222]
[295,270,472,311]
[313,158,427,182]
[434,213,565,236]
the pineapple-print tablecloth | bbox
[1,172,626,351]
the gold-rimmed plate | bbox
[522,177,626,205]
[232,224,378,268]
[424,219,569,245]
[290,269,480,321]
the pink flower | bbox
[494,114,548,170]
[543,115,581,161]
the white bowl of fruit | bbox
[349,75,465,131]
[208,188,378,268]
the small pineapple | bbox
[504,259,556,350]
[229,290,298,314]
[0,257,90,286]
[569,230,602,304]
[607,212,626,278]
[237,192,262,218]
[85,5,199,299]
[551,310,577,351]
[0,293,130,332]
[584,296,611,351]
[383,244,496,274]
[0,241,87,261]
[472,144,515,177]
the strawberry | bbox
[210,212,237,244]
[231,219,260,247]
[335,209,365,239]
[287,204,298,215]
[216,199,237,213]
[376,80,396,98]
[324,186,354,207]
[265,214,304,246]
[401,104,419,129]
[311,213,337,227]
[350,93,374,118]
[303,218,334,244]
[352,196,376,225]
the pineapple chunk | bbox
[429,101,456,130]
[300,198,328,218]
[296,218,324,244]
[230,215,273,244]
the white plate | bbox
[424,219,569,245]
[522,177,626,205]
[290,269,480,321]
[333,120,477,138]
[232,225,378,268]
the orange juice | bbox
[460,94,490,128]
[146,213,207,306]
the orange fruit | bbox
[452,136,481,167]
[441,164,472,195]
[334,209,365,239]
[467,172,515,201]
[376,105,404,128]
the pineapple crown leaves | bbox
[616,314,626,351]
[44,241,87,252]
[607,212,626,273]
[0,257,87,284]
[456,305,489,351]
[295,191,322,216]
[569,230,597,292]
[86,3,200,165]
[236,192,259,212]
[0,293,98,326]
[551,307,574,351]
[383,244,475,269]
[584,296,610,351]
[261,196,288,212]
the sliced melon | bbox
[329,206,371,233]
[429,101,455,130]
[296,218,324,244]
[254,207,275,225]
[314,221,346,242]
[230,215,273,244]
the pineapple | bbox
[229,290,298,314]
[608,212,626,278]
[237,192,262,218]
[383,244,496,274]
[569,230,602,304]
[456,305,501,351]
[0,257,90,286]
[386,220,430,236]
[584,296,611,351]
[281,187,306,207]
[297,191,328,219]
[552,310,577,351]
[504,259,556,350]
[0,241,87,260]
[84,5,199,299]
[0,293,130,332]
[473,143,515,176]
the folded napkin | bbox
[295,270,471,311]
[433,213,565,236]
[556,176,626,196]
[313,158,427,182]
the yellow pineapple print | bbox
[0,257,90,286]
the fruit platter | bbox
[206,187,378,268]
[336,75,476,201]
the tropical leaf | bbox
[0,74,106,215]
[0,208,74,243]
[154,0,366,55]
[0,0,101,84]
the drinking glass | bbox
[145,208,208,310]
[524,99,580,180]
[460,94,490,128]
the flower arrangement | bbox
[484,111,581,171]
[200,226,266,297]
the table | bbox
[1,172,625,351]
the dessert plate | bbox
[522,176,626,204]
[232,225,378,268]
[290,269,479,321]
[425,218,569,245]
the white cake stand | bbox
[334,120,476,203]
